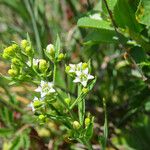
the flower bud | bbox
[12,44,19,52]
[73,121,81,130]
[82,88,88,94]
[25,46,33,55]
[46,44,55,56]
[3,46,14,59]
[65,98,71,105]
[58,53,65,61]
[21,39,28,49]
[84,117,90,127]
[33,100,43,108]
[11,58,21,66]
[39,114,45,120]
[82,63,88,69]
[8,69,18,76]
[39,59,48,72]
[65,66,70,73]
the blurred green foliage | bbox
[0,0,150,149]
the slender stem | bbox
[53,62,57,84]
[102,98,108,150]
[78,85,85,125]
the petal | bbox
[81,81,87,87]
[41,92,46,98]
[83,68,88,74]
[73,77,81,83]
[87,74,94,80]
[35,87,41,92]
[49,88,55,93]
[48,82,53,87]
[76,71,82,76]
[33,96,38,101]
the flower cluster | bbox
[30,81,56,112]
[66,62,94,87]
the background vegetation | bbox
[0,0,150,149]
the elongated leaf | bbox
[55,34,61,58]
[77,17,114,30]
[0,128,13,137]
[10,136,23,150]
[114,0,142,32]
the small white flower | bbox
[46,44,54,54]
[27,58,39,67]
[35,80,55,97]
[73,70,94,87]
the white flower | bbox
[69,64,76,73]
[27,58,39,67]
[73,69,94,87]
[46,44,54,54]
[35,81,55,97]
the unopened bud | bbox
[65,66,70,73]
[8,69,18,76]
[65,98,71,105]
[73,121,81,129]
[82,88,88,94]
[39,114,45,120]
[21,40,28,49]
[11,58,21,66]
[39,59,48,72]
[25,46,33,55]
[33,100,43,108]
[46,44,55,56]
[85,117,90,127]
[82,63,88,69]
[58,53,65,61]
[12,44,19,52]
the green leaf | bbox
[84,29,117,43]
[77,17,114,30]
[10,136,23,150]
[0,128,13,137]
[136,0,150,26]
[130,46,146,63]
[22,133,30,150]
[114,0,142,32]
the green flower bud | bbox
[85,117,90,127]
[12,44,19,52]
[65,66,70,73]
[82,88,88,94]
[21,39,28,49]
[46,44,55,56]
[3,46,14,59]
[58,53,65,61]
[39,59,48,72]
[73,121,81,130]
[82,63,88,69]
[8,69,18,76]
[33,100,43,108]
[25,46,33,55]
[39,114,45,120]
[65,98,71,105]
[11,58,21,66]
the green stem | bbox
[53,63,57,84]
[102,98,108,150]
[78,85,85,125]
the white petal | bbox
[33,96,38,101]
[49,88,55,93]
[87,74,94,80]
[83,68,88,74]
[77,62,82,68]
[41,80,45,86]
[73,77,81,83]
[35,87,41,92]
[48,82,53,87]
[76,71,82,76]
[41,92,46,98]
[81,81,87,87]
